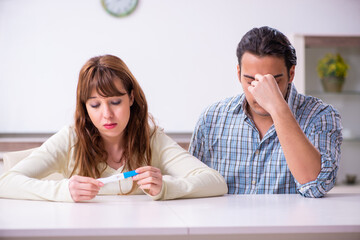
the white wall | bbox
[1,0,360,133]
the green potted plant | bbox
[317,53,349,92]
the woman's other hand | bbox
[68,175,104,202]
[133,166,162,196]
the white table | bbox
[0,194,359,240]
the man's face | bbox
[237,52,294,117]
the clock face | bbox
[101,0,138,17]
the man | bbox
[189,26,342,198]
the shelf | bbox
[330,184,360,194]
[305,36,360,48]
[343,137,360,142]
[0,132,192,161]
[305,91,360,142]
[305,91,360,108]
[307,90,360,96]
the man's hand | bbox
[247,74,286,115]
[68,175,104,202]
[133,166,163,196]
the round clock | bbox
[101,0,138,18]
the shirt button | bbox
[252,180,256,185]
[254,150,259,155]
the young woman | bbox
[0,55,227,202]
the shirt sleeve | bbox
[188,110,207,162]
[149,128,228,200]
[296,108,343,198]
[0,126,74,202]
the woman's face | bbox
[85,80,134,143]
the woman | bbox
[0,55,227,202]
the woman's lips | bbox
[103,123,117,129]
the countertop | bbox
[0,193,359,240]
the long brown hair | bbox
[72,55,154,178]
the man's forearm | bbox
[270,102,321,184]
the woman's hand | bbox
[68,175,104,202]
[133,166,163,196]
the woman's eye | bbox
[111,100,121,105]
[90,103,100,108]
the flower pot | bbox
[321,76,345,93]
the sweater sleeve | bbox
[0,126,74,202]
[149,128,228,200]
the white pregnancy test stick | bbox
[97,170,138,184]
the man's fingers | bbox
[254,73,263,81]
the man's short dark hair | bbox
[236,26,297,74]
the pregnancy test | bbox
[97,170,138,184]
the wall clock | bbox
[101,0,138,17]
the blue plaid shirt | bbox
[189,83,342,198]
